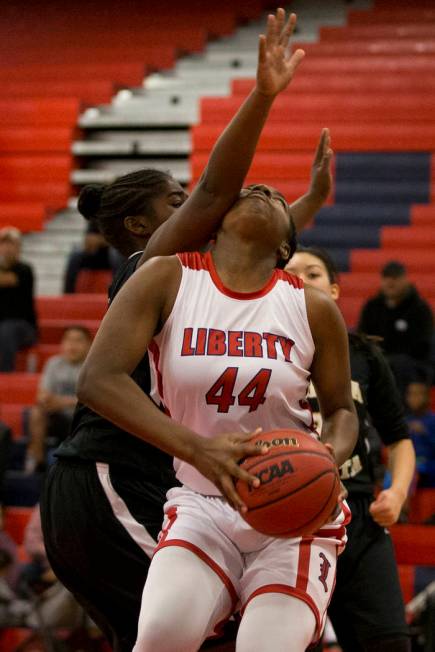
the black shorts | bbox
[327,495,409,650]
[40,459,175,652]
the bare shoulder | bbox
[304,285,347,343]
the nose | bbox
[251,184,272,198]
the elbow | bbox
[76,364,98,407]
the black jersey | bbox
[307,334,409,495]
[56,252,173,476]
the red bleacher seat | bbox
[36,295,107,320]
[193,122,435,152]
[411,205,435,225]
[0,128,72,153]
[0,202,47,231]
[74,270,113,294]
[295,40,435,57]
[349,8,435,25]
[0,373,39,404]
[0,79,114,102]
[320,25,435,41]
[39,319,99,344]
[391,525,435,566]
[3,507,33,545]
[200,93,435,124]
[0,99,79,127]
[398,566,415,604]
[0,155,71,181]
[381,226,435,249]
[351,249,435,273]
[409,489,435,524]
[15,344,60,373]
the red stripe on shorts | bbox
[296,536,313,592]
[241,584,322,640]
[155,538,238,611]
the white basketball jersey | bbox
[150,251,316,495]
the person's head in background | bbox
[60,327,92,365]
[380,261,410,307]
[78,169,187,257]
[405,381,431,416]
[0,227,21,267]
[285,245,339,300]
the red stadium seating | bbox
[36,295,107,320]
[409,489,435,524]
[0,128,73,153]
[2,507,33,545]
[391,525,435,566]
[0,374,39,405]
[0,202,47,231]
[74,270,113,294]
[0,404,24,439]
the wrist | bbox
[252,86,278,103]
[390,484,407,504]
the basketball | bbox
[237,429,340,538]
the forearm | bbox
[77,370,200,463]
[289,191,326,233]
[320,408,358,467]
[200,88,275,200]
[388,439,416,500]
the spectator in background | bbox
[0,227,37,372]
[25,326,92,472]
[406,382,435,488]
[358,261,433,394]
[63,219,123,293]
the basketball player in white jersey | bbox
[77,170,358,650]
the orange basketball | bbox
[236,429,340,538]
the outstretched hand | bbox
[256,9,305,97]
[309,128,334,202]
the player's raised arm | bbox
[305,286,358,467]
[142,8,305,262]
[289,128,333,232]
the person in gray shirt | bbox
[26,326,92,472]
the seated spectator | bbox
[0,227,37,372]
[358,260,433,394]
[26,326,92,472]
[405,382,435,488]
[63,219,123,294]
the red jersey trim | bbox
[177,251,303,296]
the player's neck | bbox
[212,238,276,293]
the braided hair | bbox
[78,169,173,255]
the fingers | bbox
[220,474,247,512]
[279,12,297,48]
[287,47,305,72]
[265,12,278,47]
[258,34,267,65]
[313,128,329,165]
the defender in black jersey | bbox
[287,248,415,652]
[41,12,332,651]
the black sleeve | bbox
[108,252,143,302]
[366,342,409,446]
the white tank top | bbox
[150,251,316,495]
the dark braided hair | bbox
[78,169,173,255]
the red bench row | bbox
[200,94,435,124]
[232,74,435,95]
[193,122,435,152]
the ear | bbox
[124,215,151,236]
[278,241,291,263]
[330,283,340,301]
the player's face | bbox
[222,184,290,247]
[286,252,340,301]
[150,180,188,229]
